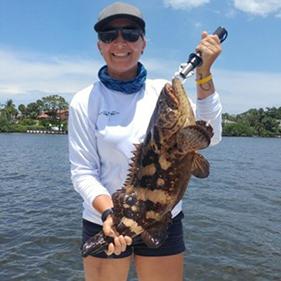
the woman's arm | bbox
[195,31,223,145]
[195,31,222,100]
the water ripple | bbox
[1,134,281,281]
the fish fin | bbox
[191,153,210,178]
[196,120,214,139]
[123,143,142,188]
[140,213,171,248]
[176,122,213,153]
[112,191,126,219]
[81,231,113,257]
[140,223,169,248]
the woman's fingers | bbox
[195,32,222,71]
[106,235,133,256]
[124,236,132,246]
[106,242,115,256]
[102,215,133,256]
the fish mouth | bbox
[164,83,179,109]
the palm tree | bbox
[18,104,26,119]
[4,99,18,121]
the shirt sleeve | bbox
[195,91,222,146]
[68,94,110,209]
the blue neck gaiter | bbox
[98,62,147,94]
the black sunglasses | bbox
[98,27,143,43]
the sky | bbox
[0,0,281,114]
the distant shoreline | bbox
[1,132,281,138]
[0,131,67,135]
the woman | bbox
[68,2,222,281]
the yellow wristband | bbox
[196,74,212,85]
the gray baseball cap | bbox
[94,2,145,33]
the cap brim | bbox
[94,14,145,33]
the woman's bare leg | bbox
[135,253,184,281]
[83,255,131,281]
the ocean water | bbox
[0,134,280,281]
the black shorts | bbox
[82,212,186,258]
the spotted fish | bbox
[82,78,213,256]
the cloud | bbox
[0,48,102,104]
[144,58,281,114]
[143,57,281,114]
[0,48,176,105]
[164,0,210,10]
[0,48,280,114]
[163,0,281,17]
[214,69,281,113]
[145,62,281,114]
[233,0,281,16]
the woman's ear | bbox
[142,37,146,54]
[141,37,146,54]
[97,41,103,55]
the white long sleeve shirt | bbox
[68,79,222,224]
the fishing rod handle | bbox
[179,26,228,79]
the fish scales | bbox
[82,78,214,256]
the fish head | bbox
[150,78,193,142]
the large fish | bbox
[82,78,213,257]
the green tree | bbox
[41,95,68,125]
[36,99,44,111]
[18,104,27,119]
[0,110,11,132]
[26,102,41,119]
[223,122,256,137]
[4,99,18,121]
[222,113,236,122]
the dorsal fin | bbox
[123,143,143,189]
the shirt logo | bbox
[98,110,120,116]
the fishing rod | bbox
[176,26,228,82]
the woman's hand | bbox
[103,215,132,256]
[196,31,222,74]
[195,31,222,99]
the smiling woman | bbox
[96,18,146,81]
[68,2,223,281]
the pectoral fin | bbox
[191,153,210,178]
[176,123,212,154]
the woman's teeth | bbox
[113,52,129,57]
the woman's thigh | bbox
[82,219,132,280]
[134,212,185,281]
[135,253,184,281]
[83,255,131,281]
